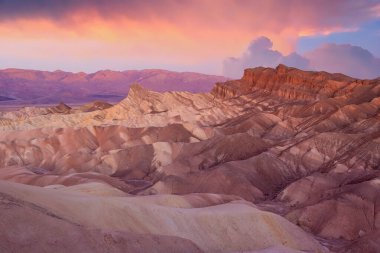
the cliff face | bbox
[1,65,380,252]
[212,64,377,101]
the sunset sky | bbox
[0,0,380,78]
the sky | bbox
[0,0,379,79]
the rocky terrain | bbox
[1,64,380,252]
[0,68,227,105]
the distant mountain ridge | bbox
[0,68,228,105]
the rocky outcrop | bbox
[79,101,112,112]
[212,64,379,102]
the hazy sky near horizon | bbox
[0,0,379,78]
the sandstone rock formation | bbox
[1,64,380,252]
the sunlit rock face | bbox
[1,65,380,252]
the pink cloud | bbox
[306,43,380,79]
[223,37,309,78]
[0,1,379,73]
[223,37,380,79]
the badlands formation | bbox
[1,64,380,252]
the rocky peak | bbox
[115,83,167,114]
[123,84,155,104]
[275,64,288,75]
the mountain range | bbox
[0,68,228,105]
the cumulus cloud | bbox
[223,37,309,78]
[282,53,310,70]
[223,37,380,79]
[306,43,380,79]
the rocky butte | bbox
[1,64,380,252]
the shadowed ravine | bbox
[1,65,380,252]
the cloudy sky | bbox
[0,0,379,78]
